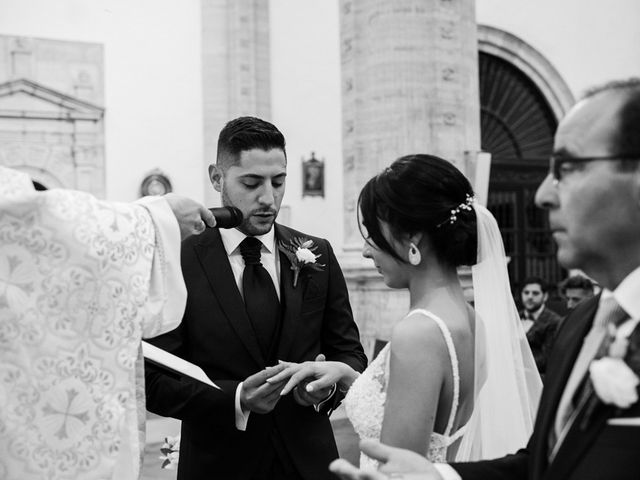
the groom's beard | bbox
[221,189,278,236]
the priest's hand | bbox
[163,193,216,239]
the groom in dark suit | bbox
[329,79,640,480]
[145,116,367,480]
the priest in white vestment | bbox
[0,167,210,480]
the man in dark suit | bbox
[560,274,596,311]
[519,276,563,374]
[329,79,640,480]
[145,116,367,480]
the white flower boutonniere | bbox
[590,357,639,408]
[583,318,640,426]
[159,435,180,470]
[278,237,325,287]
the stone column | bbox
[201,0,271,206]
[339,0,480,352]
[340,0,480,250]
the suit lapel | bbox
[546,401,614,480]
[530,296,600,480]
[275,224,304,360]
[193,228,265,367]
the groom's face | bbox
[211,148,287,236]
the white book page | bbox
[142,341,220,390]
[608,417,640,426]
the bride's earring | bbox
[408,242,421,266]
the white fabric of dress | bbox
[0,167,185,480]
[345,309,467,470]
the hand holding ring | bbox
[194,220,206,233]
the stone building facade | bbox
[0,36,104,195]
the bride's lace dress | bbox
[344,309,468,470]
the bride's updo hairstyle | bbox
[358,154,478,267]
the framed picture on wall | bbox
[302,152,324,197]
[140,169,172,197]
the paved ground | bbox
[141,406,360,479]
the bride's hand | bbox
[266,358,357,396]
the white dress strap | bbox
[407,309,460,437]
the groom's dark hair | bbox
[216,116,287,170]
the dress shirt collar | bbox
[609,265,640,321]
[218,226,276,257]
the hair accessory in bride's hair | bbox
[437,194,475,228]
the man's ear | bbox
[543,292,549,303]
[208,164,223,192]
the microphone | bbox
[208,206,243,229]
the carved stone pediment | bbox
[0,78,103,121]
[0,78,105,195]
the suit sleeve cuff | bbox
[235,382,250,431]
[434,463,462,480]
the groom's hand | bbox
[240,364,288,414]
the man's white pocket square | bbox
[607,417,640,426]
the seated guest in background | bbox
[519,276,563,374]
[0,166,214,480]
[560,274,595,310]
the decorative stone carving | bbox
[443,112,457,125]
[442,66,456,81]
[0,76,104,195]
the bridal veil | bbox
[455,202,543,460]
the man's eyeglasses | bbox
[549,154,640,185]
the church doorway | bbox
[479,51,565,290]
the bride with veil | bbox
[269,154,542,466]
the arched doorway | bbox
[479,51,563,290]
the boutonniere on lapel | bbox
[278,237,325,288]
[582,318,640,428]
[159,435,180,470]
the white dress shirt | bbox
[219,227,280,299]
[436,266,640,480]
[218,227,280,431]
[521,303,545,333]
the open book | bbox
[142,341,220,390]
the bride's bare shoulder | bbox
[389,312,450,359]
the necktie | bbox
[550,296,627,457]
[239,237,280,359]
